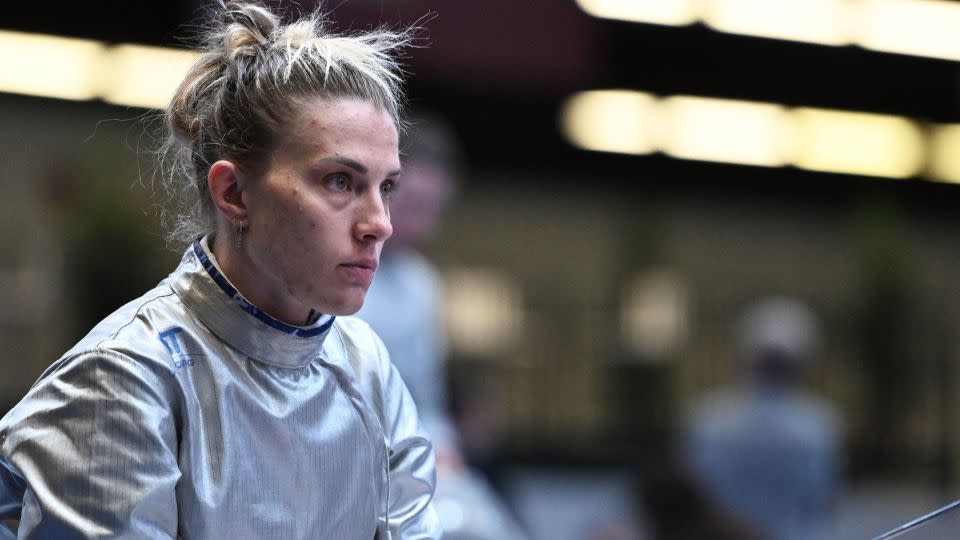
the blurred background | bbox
[7,0,960,538]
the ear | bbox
[208,160,247,225]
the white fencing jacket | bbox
[0,237,440,539]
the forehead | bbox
[274,96,400,165]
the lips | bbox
[339,259,378,283]
[342,258,378,272]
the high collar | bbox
[170,237,336,368]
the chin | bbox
[324,294,366,317]
[330,306,361,317]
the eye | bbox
[326,173,350,192]
[380,179,399,199]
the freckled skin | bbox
[214,97,398,324]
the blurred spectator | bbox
[356,111,527,540]
[683,297,844,540]
[357,110,458,435]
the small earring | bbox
[235,223,244,249]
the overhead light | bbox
[102,44,199,109]
[0,30,199,108]
[788,107,925,178]
[574,0,698,26]
[856,0,960,61]
[926,124,960,183]
[658,95,792,167]
[0,30,105,101]
[703,0,852,45]
[561,89,935,180]
[577,0,960,64]
[560,90,659,155]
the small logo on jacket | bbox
[158,326,196,368]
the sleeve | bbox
[1,460,24,539]
[375,337,442,540]
[0,350,180,539]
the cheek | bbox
[273,250,317,300]
[282,220,333,286]
[296,219,320,245]
[256,191,311,246]
[251,213,305,272]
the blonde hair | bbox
[161,1,413,247]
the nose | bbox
[355,191,393,243]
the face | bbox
[236,96,399,321]
[386,158,453,250]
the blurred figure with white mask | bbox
[684,297,844,540]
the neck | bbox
[209,233,313,326]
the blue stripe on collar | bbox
[192,238,335,338]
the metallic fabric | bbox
[0,238,440,539]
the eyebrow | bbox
[330,156,401,177]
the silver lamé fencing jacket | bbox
[0,237,441,539]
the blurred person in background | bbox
[357,110,458,443]
[0,2,440,538]
[683,297,844,540]
[357,113,528,540]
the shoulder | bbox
[688,387,742,417]
[326,316,395,406]
[789,391,845,440]
[333,314,382,343]
[1,281,193,450]
[0,346,180,459]
[26,282,190,407]
[328,316,426,446]
[330,315,389,367]
[67,280,181,355]
[685,387,745,435]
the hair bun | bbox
[223,2,278,58]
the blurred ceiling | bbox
[6,0,960,207]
